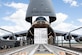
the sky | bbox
[0,0,82,36]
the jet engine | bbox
[64,33,82,42]
[74,36,82,42]
[64,33,72,41]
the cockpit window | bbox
[36,17,46,21]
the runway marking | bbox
[59,51,66,55]
[34,54,55,55]
[11,52,28,55]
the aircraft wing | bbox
[1,30,82,42]
[54,30,82,42]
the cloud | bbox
[52,21,82,35]
[51,12,81,34]
[54,22,78,32]
[63,0,79,7]
[56,13,68,24]
[51,12,69,31]
[1,25,30,33]
[2,2,31,33]
[0,30,9,36]
[78,18,82,23]
[51,13,68,26]
[4,2,28,10]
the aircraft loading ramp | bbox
[0,44,82,55]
